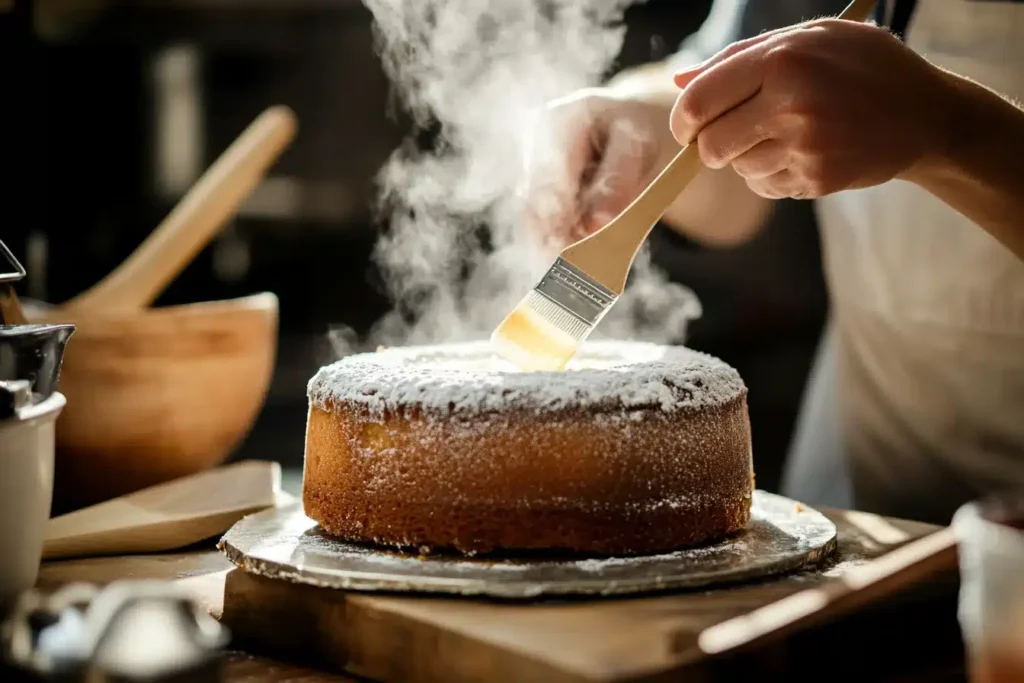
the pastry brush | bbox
[491,0,877,372]
[491,146,702,372]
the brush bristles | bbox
[520,291,590,341]
[490,290,593,372]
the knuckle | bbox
[668,112,689,147]
[746,177,779,200]
[707,39,748,66]
[801,181,826,199]
[764,40,820,87]
[799,168,831,197]
[732,161,755,179]
[797,151,829,187]
[675,90,705,131]
[801,18,837,31]
[776,94,812,120]
[732,155,762,179]
[696,131,728,168]
[789,117,826,154]
[765,42,804,76]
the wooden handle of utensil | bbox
[63,105,298,314]
[839,0,879,23]
[560,144,702,293]
[697,526,957,657]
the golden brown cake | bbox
[303,340,753,555]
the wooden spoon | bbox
[42,460,289,560]
[34,105,297,322]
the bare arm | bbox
[669,18,1024,260]
[903,70,1024,259]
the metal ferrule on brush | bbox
[532,257,618,339]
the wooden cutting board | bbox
[37,506,963,682]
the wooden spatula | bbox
[43,460,288,560]
[32,105,297,322]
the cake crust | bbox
[303,341,753,555]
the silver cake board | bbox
[218,490,837,600]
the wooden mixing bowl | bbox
[51,292,278,512]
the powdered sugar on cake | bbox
[308,340,746,417]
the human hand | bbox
[669,19,952,200]
[518,84,679,255]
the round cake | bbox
[303,340,753,556]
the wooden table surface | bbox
[30,506,967,683]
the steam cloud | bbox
[332,0,702,357]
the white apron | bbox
[782,0,1024,523]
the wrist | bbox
[899,63,1024,191]
[900,65,963,186]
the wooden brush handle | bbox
[560,0,876,294]
[561,144,702,293]
[840,0,880,23]
[63,105,298,314]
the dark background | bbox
[4,0,826,493]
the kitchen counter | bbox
[29,505,967,682]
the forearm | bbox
[905,69,1024,260]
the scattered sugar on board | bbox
[297,527,754,575]
[308,340,746,418]
[788,557,872,583]
[573,539,749,572]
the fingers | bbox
[672,24,797,90]
[746,169,808,200]
[670,38,775,145]
[580,118,652,233]
[696,99,793,188]
[730,139,791,180]
[692,95,778,169]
